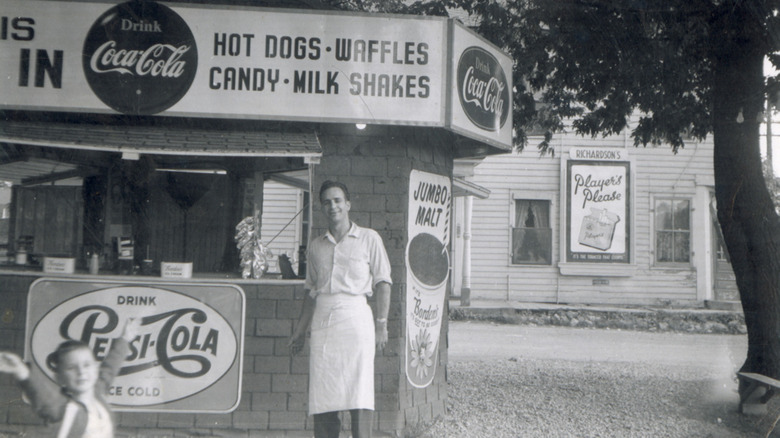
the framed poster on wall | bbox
[565,149,631,264]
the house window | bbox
[512,199,552,265]
[655,199,691,263]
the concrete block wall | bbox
[0,275,45,431]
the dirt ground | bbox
[417,357,771,438]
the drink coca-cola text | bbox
[456,46,509,131]
[82,1,197,114]
[461,65,506,116]
[89,41,190,77]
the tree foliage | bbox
[455,1,771,151]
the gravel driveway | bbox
[417,358,763,437]
[417,322,766,438]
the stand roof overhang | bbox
[453,177,490,199]
[0,120,321,158]
[0,120,321,185]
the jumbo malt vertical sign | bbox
[405,170,451,388]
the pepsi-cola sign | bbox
[456,46,509,132]
[26,279,244,413]
[82,1,197,114]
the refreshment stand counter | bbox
[0,0,513,435]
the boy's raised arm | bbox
[0,352,30,381]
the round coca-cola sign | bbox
[456,46,509,132]
[82,1,197,115]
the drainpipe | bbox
[460,195,472,306]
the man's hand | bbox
[375,320,388,351]
[288,332,306,356]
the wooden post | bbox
[254,171,264,240]
[460,195,472,306]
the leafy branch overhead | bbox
[318,0,780,155]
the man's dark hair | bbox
[319,180,350,202]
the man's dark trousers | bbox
[313,409,372,438]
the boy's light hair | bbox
[46,340,93,373]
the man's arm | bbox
[289,293,316,355]
[374,281,391,350]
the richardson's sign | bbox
[0,0,512,149]
[565,148,631,264]
[26,278,245,413]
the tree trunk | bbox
[711,4,780,392]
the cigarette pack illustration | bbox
[578,208,620,251]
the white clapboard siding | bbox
[261,180,303,274]
[464,121,715,306]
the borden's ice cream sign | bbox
[82,0,197,114]
[26,279,244,412]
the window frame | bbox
[652,196,693,266]
[509,191,556,266]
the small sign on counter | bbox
[161,262,192,279]
[43,257,75,274]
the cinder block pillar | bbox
[314,125,454,436]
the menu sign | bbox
[405,170,450,388]
[26,278,245,413]
[566,148,631,263]
[0,0,513,149]
[0,0,446,126]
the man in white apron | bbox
[289,180,392,438]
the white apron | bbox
[309,293,375,415]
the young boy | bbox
[0,318,140,438]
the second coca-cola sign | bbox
[82,0,197,114]
[456,46,509,132]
